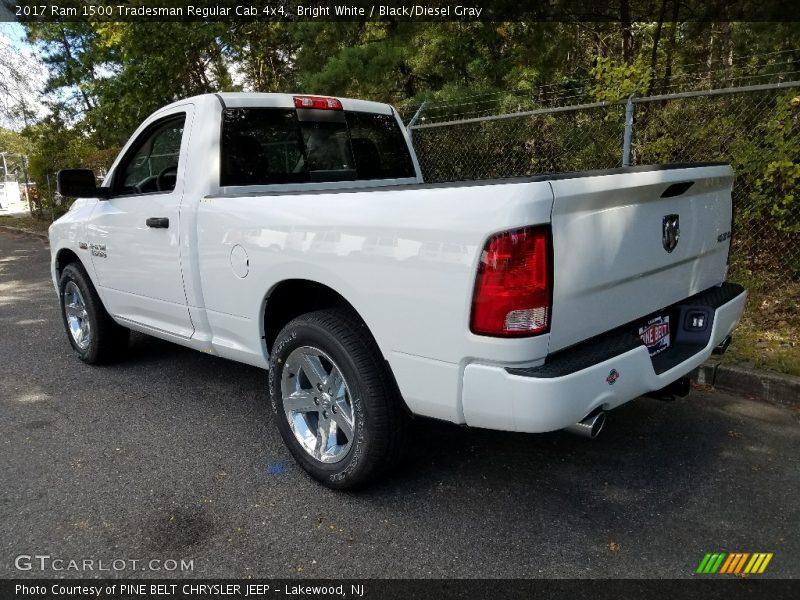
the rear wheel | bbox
[268,309,408,489]
[59,263,129,364]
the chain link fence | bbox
[411,102,626,181]
[409,81,800,282]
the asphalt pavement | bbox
[1,229,798,579]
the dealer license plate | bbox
[639,315,671,357]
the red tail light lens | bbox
[470,226,551,337]
[293,96,343,110]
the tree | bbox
[0,33,45,129]
[225,22,298,92]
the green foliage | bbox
[0,128,33,177]
[590,55,652,102]
[19,111,119,221]
[0,129,30,155]
[732,93,800,233]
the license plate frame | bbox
[639,314,671,357]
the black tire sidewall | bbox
[269,316,376,488]
[59,264,102,363]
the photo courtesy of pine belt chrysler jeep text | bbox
[49,93,747,488]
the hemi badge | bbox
[78,242,88,249]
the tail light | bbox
[470,226,551,337]
[293,96,343,110]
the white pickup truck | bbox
[50,93,746,488]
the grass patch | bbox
[0,214,52,235]
[726,244,800,377]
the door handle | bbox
[146,217,169,229]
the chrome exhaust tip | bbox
[564,409,606,439]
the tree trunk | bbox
[620,0,634,65]
[662,0,681,90]
[707,23,717,82]
[648,0,668,96]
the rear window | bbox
[221,107,415,187]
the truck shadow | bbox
[121,333,733,502]
[119,332,735,530]
[393,398,723,503]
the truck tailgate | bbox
[548,164,734,353]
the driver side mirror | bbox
[57,169,110,199]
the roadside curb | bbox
[0,225,49,241]
[692,360,800,408]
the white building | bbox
[0,180,30,214]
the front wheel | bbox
[268,309,408,489]
[59,262,129,364]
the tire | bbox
[268,309,409,489]
[58,262,130,364]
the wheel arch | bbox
[54,247,86,281]
[263,278,371,355]
[262,278,410,415]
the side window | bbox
[221,108,306,186]
[344,112,415,180]
[115,115,185,196]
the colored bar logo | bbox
[696,552,773,574]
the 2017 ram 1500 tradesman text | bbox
[50,93,747,488]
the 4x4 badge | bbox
[663,214,680,252]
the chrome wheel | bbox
[64,281,91,350]
[281,346,356,464]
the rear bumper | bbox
[461,283,747,433]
